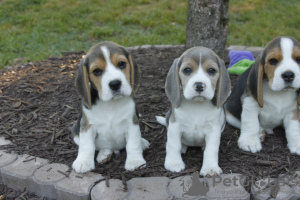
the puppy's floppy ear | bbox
[212,58,231,108]
[128,54,141,95]
[75,57,91,109]
[247,55,264,108]
[165,58,181,108]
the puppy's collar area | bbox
[89,96,132,107]
[192,96,205,102]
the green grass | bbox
[227,0,300,47]
[0,0,299,69]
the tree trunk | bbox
[186,0,229,58]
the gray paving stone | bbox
[205,173,250,200]
[245,46,263,58]
[30,163,70,199]
[251,178,293,200]
[0,137,11,145]
[126,177,170,200]
[227,45,247,51]
[1,154,49,191]
[91,179,128,200]
[279,171,300,199]
[290,171,300,198]
[140,45,152,49]
[168,174,208,200]
[55,170,103,200]
[0,150,18,182]
[0,150,18,167]
[245,46,264,52]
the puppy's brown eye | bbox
[183,67,192,75]
[93,69,103,76]
[295,56,300,64]
[207,68,216,76]
[118,61,126,70]
[269,58,278,65]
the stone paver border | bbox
[2,45,299,200]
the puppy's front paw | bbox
[72,157,95,173]
[238,134,262,153]
[125,158,146,171]
[200,164,222,177]
[164,158,185,172]
[288,142,300,155]
[96,153,112,164]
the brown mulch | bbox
[0,46,299,196]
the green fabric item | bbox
[228,59,255,75]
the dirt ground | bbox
[0,46,299,198]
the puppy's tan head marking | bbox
[165,47,231,108]
[263,48,283,87]
[248,36,300,108]
[75,41,140,108]
[293,48,300,106]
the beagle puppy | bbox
[156,47,231,176]
[71,41,149,173]
[225,37,300,155]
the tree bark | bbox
[186,0,229,58]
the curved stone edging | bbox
[6,45,299,200]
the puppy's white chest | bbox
[94,123,127,150]
[259,85,297,129]
[83,97,135,150]
[175,100,220,146]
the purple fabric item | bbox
[228,50,255,68]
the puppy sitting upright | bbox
[157,47,231,176]
[225,37,300,155]
[72,41,149,173]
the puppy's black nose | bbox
[109,80,122,91]
[281,71,295,83]
[195,82,205,92]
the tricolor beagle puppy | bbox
[71,41,149,173]
[156,47,231,176]
[225,37,300,155]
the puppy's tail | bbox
[141,138,150,150]
[156,116,166,126]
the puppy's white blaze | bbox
[199,53,202,67]
[281,37,294,58]
[100,46,132,101]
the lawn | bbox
[0,0,299,69]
